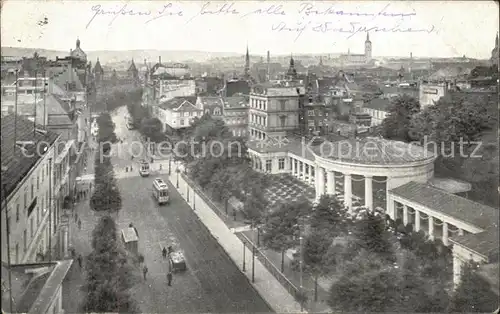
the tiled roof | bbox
[197,96,223,108]
[363,98,391,111]
[1,115,59,200]
[390,181,499,231]
[222,96,248,108]
[158,96,198,110]
[451,227,499,260]
[311,137,435,165]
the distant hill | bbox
[1,47,242,65]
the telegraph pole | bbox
[48,158,53,262]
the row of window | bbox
[226,117,246,125]
[308,109,330,116]
[254,158,286,172]
[250,98,268,110]
[251,114,267,126]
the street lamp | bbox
[176,166,180,188]
[299,235,304,312]
[242,240,246,272]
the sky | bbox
[1,0,499,58]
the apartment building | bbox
[248,83,305,141]
[0,115,70,264]
[154,96,202,131]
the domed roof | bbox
[312,137,435,165]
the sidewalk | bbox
[168,171,307,314]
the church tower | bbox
[244,45,250,80]
[286,54,297,80]
[364,32,372,63]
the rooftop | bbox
[390,181,499,231]
[158,96,198,111]
[1,260,72,314]
[1,115,59,201]
[363,98,391,111]
[222,96,248,108]
[311,137,436,165]
[450,226,499,260]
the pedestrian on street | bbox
[75,213,78,223]
[70,247,76,259]
[77,254,83,268]
[167,271,173,286]
[143,265,148,280]
[78,219,82,230]
[162,247,167,259]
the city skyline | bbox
[1,0,499,59]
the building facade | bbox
[1,115,68,265]
[248,83,305,141]
[419,81,449,109]
[154,96,202,130]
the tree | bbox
[96,112,118,146]
[448,262,499,313]
[82,216,140,313]
[310,194,348,237]
[349,210,395,262]
[140,117,164,143]
[381,94,420,142]
[302,229,332,301]
[328,250,400,312]
[261,201,310,272]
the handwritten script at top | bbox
[86,1,433,39]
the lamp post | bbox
[169,157,172,175]
[251,246,255,283]
[242,240,246,272]
[193,192,196,210]
[176,166,180,188]
[299,234,304,312]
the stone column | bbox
[403,204,408,225]
[415,210,420,232]
[315,166,321,200]
[443,222,449,246]
[318,167,325,196]
[428,216,434,240]
[292,158,296,175]
[364,175,373,211]
[309,165,315,186]
[327,171,335,195]
[344,173,352,212]
[453,253,464,289]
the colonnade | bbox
[393,202,465,246]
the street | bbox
[108,107,272,312]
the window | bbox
[279,100,286,110]
[37,206,40,225]
[15,244,19,263]
[37,176,40,190]
[30,217,34,238]
[280,116,286,127]
[23,230,27,252]
[184,112,190,117]
[317,110,322,116]
[180,119,185,126]
[16,204,20,221]
[31,183,34,199]
[308,110,314,116]
[24,192,27,209]
[278,158,285,170]
[214,107,221,115]
[7,216,11,235]
[266,160,272,172]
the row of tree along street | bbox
[380,89,498,207]
[82,111,140,313]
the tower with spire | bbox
[244,45,251,80]
[127,59,139,85]
[286,54,298,80]
[364,32,372,63]
[491,32,499,66]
